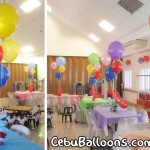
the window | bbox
[140,67,150,92]
[124,70,132,89]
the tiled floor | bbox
[48,113,109,150]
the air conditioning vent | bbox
[118,0,143,14]
[124,39,147,49]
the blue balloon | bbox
[28,74,33,79]
[0,64,9,87]
[55,72,62,79]
[89,76,96,84]
[105,67,115,81]
[56,57,66,66]
[0,113,7,120]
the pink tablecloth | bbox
[55,95,80,105]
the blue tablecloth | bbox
[0,128,44,150]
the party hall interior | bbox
[47,0,150,150]
[0,0,45,150]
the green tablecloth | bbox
[80,98,107,110]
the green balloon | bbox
[88,53,99,65]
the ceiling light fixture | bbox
[21,46,35,52]
[99,20,115,32]
[47,5,51,13]
[20,0,41,13]
[89,34,100,42]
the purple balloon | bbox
[108,41,124,60]
[138,58,144,64]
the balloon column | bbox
[87,53,101,98]
[51,57,66,96]
[0,113,8,145]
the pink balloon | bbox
[24,66,29,72]
[101,54,111,66]
[51,62,57,70]
[94,63,101,71]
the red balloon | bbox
[126,60,131,66]
[93,71,101,79]
[57,88,62,96]
[112,60,123,74]
[28,84,34,92]
[0,46,3,62]
[143,56,149,62]
[62,72,65,76]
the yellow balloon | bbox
[87,64,94,74]
[30,69,35,75]
[59,66,65,73]
[0,3,19,38]
[2,39,19,63]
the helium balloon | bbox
[94,63,101,71]
[28,74,33,80]
[87,64,94,74]
[88,53,99,65]
[138,58,144,64]
[2,39,19,63]
[0,46,3,62]
[51,62,57,70]
[56,57,66,66]
[30,69,35,75]
[28,62,35,69]
[62,72,65,76]
[59,66,65,73]
[101,54,111,66]
[126,60,131,66]
[93,71,101,79]
[105,67,115,81]
[57,88,62,96]
[24,66,29,72]
[0,3,19,38]
[143,56,149,63]
[55,72,62,79]
[0,64,9,87]
[89,76,96,84]
[108,41,124,60]
[112,60,123,74]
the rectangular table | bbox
[1,127,44,150]
[6,105,33,111]
[93,107,143,136]
[80,98,107,110]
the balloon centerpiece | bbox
[51,57,66,96]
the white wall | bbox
[47,14,102,56]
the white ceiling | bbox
[0,0,44,61]
[48,0,150,52]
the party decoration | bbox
[0,64,9,87]
[2,39,19,63]
[24,66,29,72]
[94,63,101,71]
[126,60,131,66]
[87,64,94,74]
[27,62,35,69]
[89,76,96,84]
[30,69,35,75]
[59,66,65,73]
[57,88,62,96]
[88,53,99,65]
[56,57,66,66]
[143,56,149,63]
[101,54,111,66]
[0,46,3,62]
[51,62,57,70]
[93,71,101,79]
[105,67,115,81]
[28,74,33,80]
[138,57,144,64]
[55,72,62,79]
[112,60,123,74]
[108,41,124,60]
[0,3,19,38]
[28,84,34,92]
[110,100,118,112]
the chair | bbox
[131,122,150,131]
[137,109,149,123]
[10,125,31,138]
[62,107,73,123]
[74,100,86,123]
[25,93,36,106]
[59,95,71,113]
[35,93,44,113]
[47,108,53,128]
[47,95,58,113]
[7,92,19,106]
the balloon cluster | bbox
[0,113,8,145]
[105,41,124,81]
[24,62,36,80]
[138,56,150,64]
[51,57,66,96]
[87,53,101,84]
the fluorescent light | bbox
[99,20,115,32]
[20,0,41,13]
[21,46,35,52]
[47,5,51,13]
[89,34,100,42]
